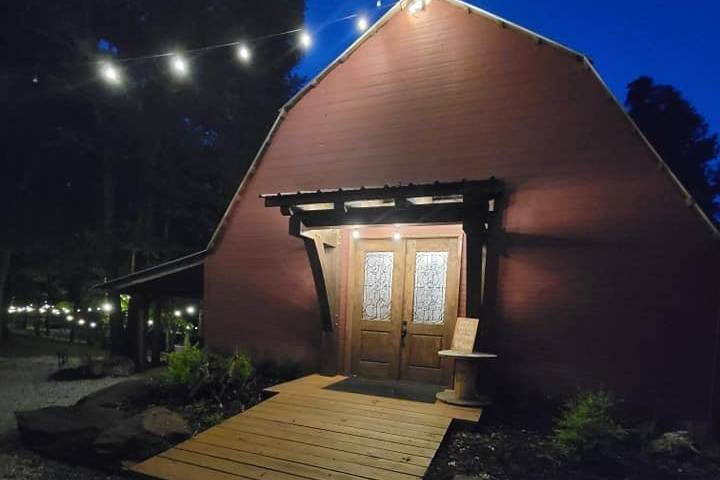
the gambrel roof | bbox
[207,0,719,250]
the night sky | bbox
[295,0,720,142]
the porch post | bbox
[463,192,491,350]
[463,220,486,318]
[150,299,163,366]
[127,293,148,370]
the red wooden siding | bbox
[205,0,720,420]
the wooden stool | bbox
[436,350,498,407]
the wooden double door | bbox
[350,236,461,384]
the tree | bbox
[626,76,720,222]
[1,0,306,349]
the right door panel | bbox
[400,237,461,384]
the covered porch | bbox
[94,251,206,368]
[262,179,503,383]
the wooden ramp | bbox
[132,374,481,480]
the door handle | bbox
[401,322,408,346]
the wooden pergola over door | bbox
[262,179,503,377]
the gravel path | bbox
[0,336,139,479]
[0,355,136,435]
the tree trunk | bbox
[0,249,12,343]
[127,294,148,370]
[107,290,124,355]
[103,154,125,354]
[151,300,162,366]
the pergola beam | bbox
[291,204,485,229]
[262,178,502,208]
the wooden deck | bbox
[131,374,481,480]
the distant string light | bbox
[100,62,122,85]
[237,44,251,63]
[169,54,189,77]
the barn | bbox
[102,0,720,429]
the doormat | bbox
[325,376,444,404]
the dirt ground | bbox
[0,334,136,479]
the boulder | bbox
[77,379,151,410]
[102,356,135,377]
[93,407,190,460]
[648,431,699,458]
[15,405,124,461]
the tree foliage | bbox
[625,76,719,222]
[0,1,306,307]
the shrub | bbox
[551,390,627,459]
[165,337,203,385]
[227,352,253,382]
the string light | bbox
[66,315,74,322]
[19,6,399,93]
[147,319,154,326]
[299,30,312,49]
[169,54,189,77]
[173,310,182,317]
[101,302,113,313]
[186,306,196,315]
[99,62,122,85]
[78,319,86,326]
[237,44,251,63]
[90,321,97,328]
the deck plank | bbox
[251,399,448,438]
[269,392,454,428]
[218,416,435,461]
[190,432,422,480]
[198,427,428,477]
[131,374,481,480]
[241,406,442,449]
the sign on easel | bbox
[450,317,479,353]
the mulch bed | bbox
[426,404,720,480]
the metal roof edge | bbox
[93,250,207,291]
[448,0,587,59]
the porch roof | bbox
[93,250,206,297]
[261,178,503,230]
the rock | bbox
[15,405,124,461]
[648,431,699,458]
[93,407,190,460]
[77,379,151,410]
[48,365,104,381]
[102,356,135,377]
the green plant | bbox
[227,352,253,383]
[165,337,203,385]
[551,390,627,459]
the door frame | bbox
[343,227,464,383]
